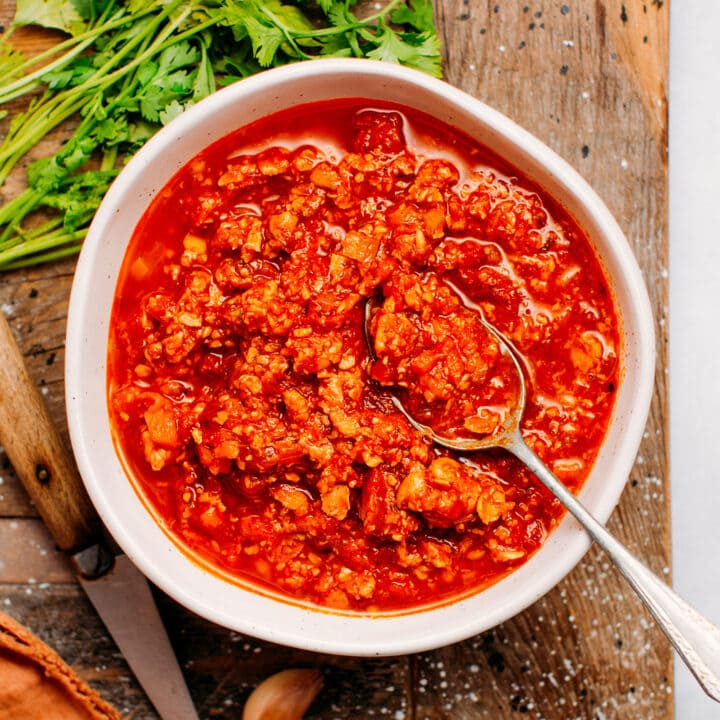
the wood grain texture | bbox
[0,310,102,553]
[0,265,76,517]
[0,518,73,582]
[0,1,670,718]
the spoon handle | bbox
[511,436,720,704]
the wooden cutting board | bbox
[0,1,670,717]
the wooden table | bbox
[0,1,670,717]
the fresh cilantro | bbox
[192,36,215,100]
[92,115,130,146]
[124,119,156,154]
[43,169,119,232]
[28,133,100,193]
[316,0,336,14]
[390,0,436,32]
[71,0,115,22]
[43,55,96,89]
[158,42,202,74]
[241,14,286,67]
[158,99,187,125]
[367,25,442,77]
[0,0,443,271]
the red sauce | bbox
[108,99,620,612]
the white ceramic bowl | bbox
[66,58,655,656]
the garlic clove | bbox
[242,668,324,720]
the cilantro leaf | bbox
[316,33,355,58]
[136,60,159,89]
[316,0,336,15]
[260,0,317,37]
[367,25,442,78]
[158,100,187,125]
[192,39,216,101]
[70,0,114,22]
[243,14,284,67]
[128,41,205,122]
[92,115,129,146]
[42,169,117,232]
[324,2,352,27]
[390,0,436,33]
[27,133,99,193]
[13,0,88,35]
[158,42,201,74]
[43,55,95,90]
[125,119,155,153]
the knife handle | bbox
[0,310,102,554]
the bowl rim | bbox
[65,57,656,656]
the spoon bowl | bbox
[364,280,720,704]
[366,279,527,455]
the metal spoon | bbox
[365,281,720,703]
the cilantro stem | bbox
[0,190,44,256]
[0,189,43,246]
[101,147,118,172]
[0,243,83,271]
[0,229,86,270]
[0,5,131,105]
[13,216,64,241]
[0,24,14,48]
[0,189,37,229]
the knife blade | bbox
[0,309,198,720]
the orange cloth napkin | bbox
[0,610,121,719]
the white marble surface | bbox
[669,1,720,717]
